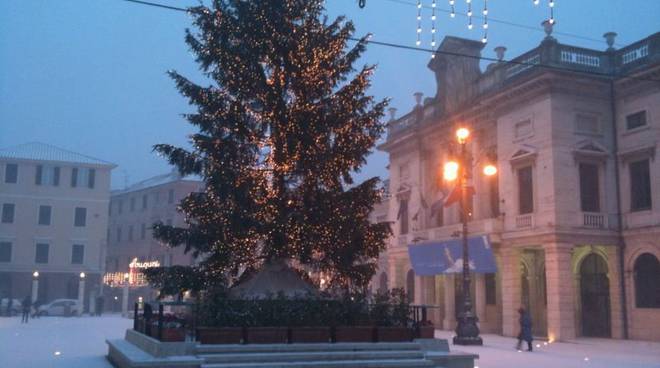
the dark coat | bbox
[519,312,533,342]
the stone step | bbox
[199,350,425,364]
[200,358,435,368]
[196,342,423,355]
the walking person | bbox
[21,296,31,324]
[516,307,533,352]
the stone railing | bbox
[583,212,606,229]
[515,214,534,229]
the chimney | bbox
[603,32,617,51]
[414,92,424,107]
[494,46,507,61]
[388,107,398,121]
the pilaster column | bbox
[443,274,456,330]
[605,246,624,339]
[475,273,487,325]
[545,242,576,341]
[501,247,522,337]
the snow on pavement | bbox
[1,314,659,368]
[435,330,660,368]
[0,314,131,368]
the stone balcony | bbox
[395,217,504,247]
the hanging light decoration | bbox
[466,0,473,30]
[449,0,456,18]
[431,0,437,47]
[481,0,488,43]
[416,0,422,46]
[548,0,555,24]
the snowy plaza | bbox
[0,314,658,368]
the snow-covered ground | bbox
[1,315,659,368]
[435,330,660,368]
[0,314,130,368]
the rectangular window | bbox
[71,244,84,264]
[36,165,60,186]
[141,223,147,240]
[626,110,647,130]
[0,242,11,262]
[71,168,79,187]
[489,176,500,217]
[74,207,87,227]
[142,194,148,210]
[630,159,652,211]
[518,166,534,214]
[4,163,18,183]
[399,199,409,235]
[88,169,95,189]
[130,198,135,212]
[128,225,134,241]
[1,203,15,223]
[116,227,122,243]
[485,273,496,305]
[168,189,175,204]
[35,243,49,264]
[579,163,600,212]
[38,205,52,225]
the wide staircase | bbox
[195,342,435,368]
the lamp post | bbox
[444,127,496,346]
[78,272,86,315]
[122,273,130,318]
[31,271,39,303]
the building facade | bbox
[0,142,115,310]
[377,27,660,341]
[104,170,202,307]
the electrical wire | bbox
[115,0,659,84]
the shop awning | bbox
[407,235,497,275]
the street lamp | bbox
[32,271,39,303]
[443,127,496,346]
[78,272,86,315]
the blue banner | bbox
[407,236,497,275]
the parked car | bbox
[38,299,82,316]
[0,298,22,316]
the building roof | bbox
[0,142,116,167]
[112,169,202,195]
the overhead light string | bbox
[431,0,437,47]
[466,0,473,30]
[481,0,488,43]
[548,0,555,24]
[449,0,455,18]
[416,0,422,46]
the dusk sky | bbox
[2,0,659,189]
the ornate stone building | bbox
[376,26,660,341]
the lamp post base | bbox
[453,314,483,346]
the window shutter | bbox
[88,169,96,189]
[53,167,60,186]
[71,168,78,187]
[36,165,43,185]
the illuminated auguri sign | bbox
[129,258,160,269]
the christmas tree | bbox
[146,0,390,295]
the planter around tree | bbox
[334,326,375,342]
[290,327,332,343]
[377,326,414,342]
[418,324,435,339]
[197,327,244,344]
[246,327,288,344]
[159,328,187,342]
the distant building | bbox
[0,142,115,310]
[377,26,660,341]
[104,170,202,306]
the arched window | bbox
[634,253,660,308]
[406,269,415,303]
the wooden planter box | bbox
[197,327,244,344]
[246,327,288,344]
[160,328,187,342]
[290,327,332,343]
[334,326,374,343]
[377,327,414,342]
[418,325,435,339]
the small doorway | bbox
[580,253,611,337]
